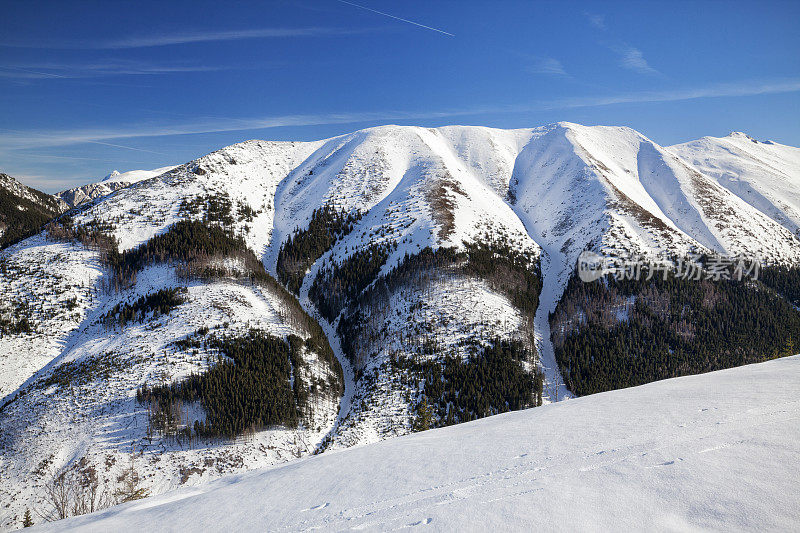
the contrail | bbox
[336,0,454,37]
[87,140,168,155]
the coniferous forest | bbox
[310,242,396,323]
[277,205,362,294]
[550,265,800,396]
[0,175,63,249]
[392,339,544,427]
[136,330,301,438]
[100,287,186,328]
[759,265,800,307]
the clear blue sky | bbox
[2,0,798,192]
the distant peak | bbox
[727,131,758,142]
[103,170,121,181]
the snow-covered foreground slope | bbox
[45,356,800,532]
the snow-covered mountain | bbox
[56,166,177,208]
[670,131,800,237]
[1,123,799,530]
[39,356,800,532]
[0,173,65,249]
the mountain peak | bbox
[102,170,121,181]
[727,131,758,142]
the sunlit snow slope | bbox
[670,132,800,237]
[56,166,178,208]
[46,356,800,532]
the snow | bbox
[3,122,800,530]
[0,260,339,532]
[42,356,800,532]
[0,234,104,400]
[670,133,800,237]
[100,167,178,185]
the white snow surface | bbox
[100,167,178,185]
[670,132,800,237]
[42,356,800,532]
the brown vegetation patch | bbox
[426,172,467,241]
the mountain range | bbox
[1,122,798,530]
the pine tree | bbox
[22,509,33,528]
[783,334,796,357]
[413,399,433,432]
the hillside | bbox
[0,173,65,249]
[56,166,178,209]
[670,132,800,237]
[1,123,799,530]
[38,356,800,532]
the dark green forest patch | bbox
[137,330,304,439]
[392,339,543,429]
[0,175,64,249]
[550,265,800,396]
[277,205,362,294]
[309,242,395,323]
[100,287,186,328]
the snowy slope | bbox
[0,173,65,247]
[56,166,178,208]
[42,356,800,532]
[3,123,800,530]
[0,249,341,532]
[670,132,800,237]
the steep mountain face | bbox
[56,166,178,208]
[1,123,799,530]
[0,173,66,249]
[669,132,800,237]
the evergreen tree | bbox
[414,399,433,432]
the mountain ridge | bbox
[1,122,799,530]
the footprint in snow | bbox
[302,502,330,512]
[651,458,683,468]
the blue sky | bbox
[2,0,799,192]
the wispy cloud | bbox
[582,12,658,75]
[0,61,240,79]
[0,27,369,49]
[613,44,659,75]
[2,78,798,150]
[336,0,454,37]
[543,79,800,110]
[585,13,606,30]
[527,57,568,77]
